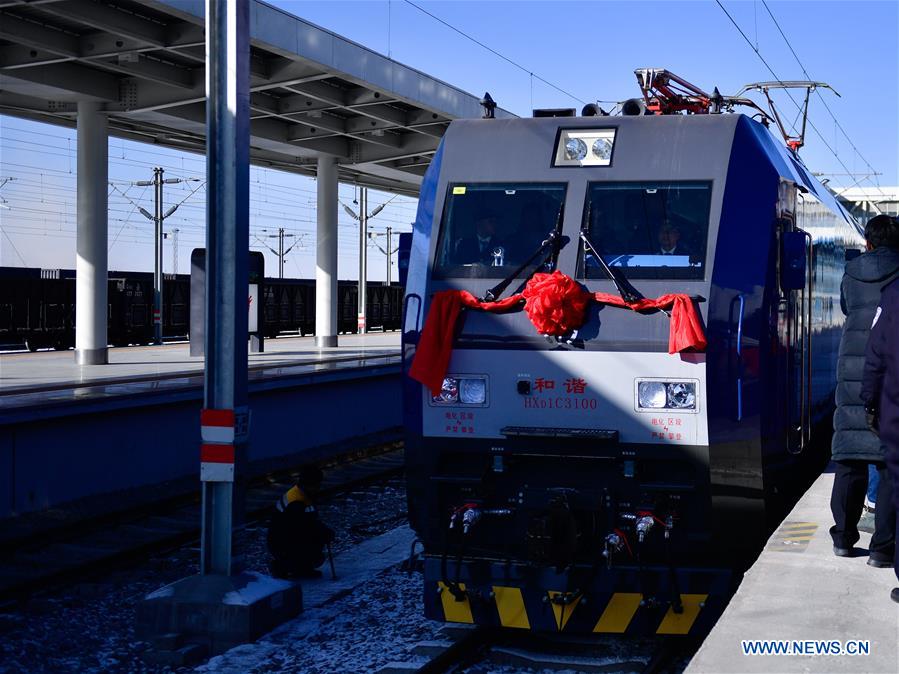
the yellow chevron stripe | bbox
[438,582,473,624]
[656,594,707,635]
[780,522,817,530]
[779,527,816,534]
[547,591,581,631]
[594,592,642,633]
[780,534,814,541]
[492,586,530,629]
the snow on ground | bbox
[0,476,410,673]
[198,563,442,674]
[0,474,673,674]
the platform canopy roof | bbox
[0,0,516,196]
[834,186,899,205]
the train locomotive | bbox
[402,71,862,637]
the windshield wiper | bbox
[579,229,643,305]
[483,229,562,302]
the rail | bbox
[0,442,404,602]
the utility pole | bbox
[370,228,402,286]
[201,0,250,579]
[164,228,181,275]
[124,169,202,343]
[341,187,391,334]
[138,0,300,651]
[154,167,164,342]
[171,228,179,275]
[386,226,392,285]
[255,228,299,278]
[358,188,368,333]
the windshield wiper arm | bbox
[579,230,643,305]
[483,229,562,302]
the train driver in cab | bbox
[453,212,503,265]
[267,465,335,579]
[657,224,691,256]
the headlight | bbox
[637,380,697,410]
[666,382,696,409]
[459,378,487,404]
[592,137,613,160]
[637,381,667,408]
[564,138,587,161]
[433,377,459,404]
[553,128,616,166]
[432,376,488,405]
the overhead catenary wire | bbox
[108,184,150,252]
[402,0,587,106]
[759,0,889,199]
[1,126,420,208]
[1,226,28,265]
[1,118,416,275]
[713,0,870,187]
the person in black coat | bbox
[454,213,503,265]
[830,215,899,563]
[861,270,899,602]
[267,465,335,579]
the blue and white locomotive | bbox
[402,72,861,636]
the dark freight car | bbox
[0,267,403,350]
[263,279,315,338]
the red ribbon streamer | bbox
[408,271,706,395]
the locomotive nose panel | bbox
[422,350,708,446]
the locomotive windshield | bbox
[433,183,566,278]
[579,182,712,280]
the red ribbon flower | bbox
[408,271,706,395]
[521,270,592,336]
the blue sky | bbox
[1,0,897,274]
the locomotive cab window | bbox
[433,183,566,278]
[579,182,712,280]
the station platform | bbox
[0,332,400,419]
[687,471,898,674]
[0,333,403,517]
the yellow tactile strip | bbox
[767,521,818,553]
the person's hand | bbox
[865,405,879,434]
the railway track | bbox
[0,442,405,604]
[382,625,695,674]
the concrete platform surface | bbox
[0,332,400,393]
[687,472,899,674]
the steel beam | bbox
[1,61,120,100]
[51,0,169,46]
[92,56,197,89]
[0,10,80,57]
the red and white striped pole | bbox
[200,0,250,577]
[200,408,236,483]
